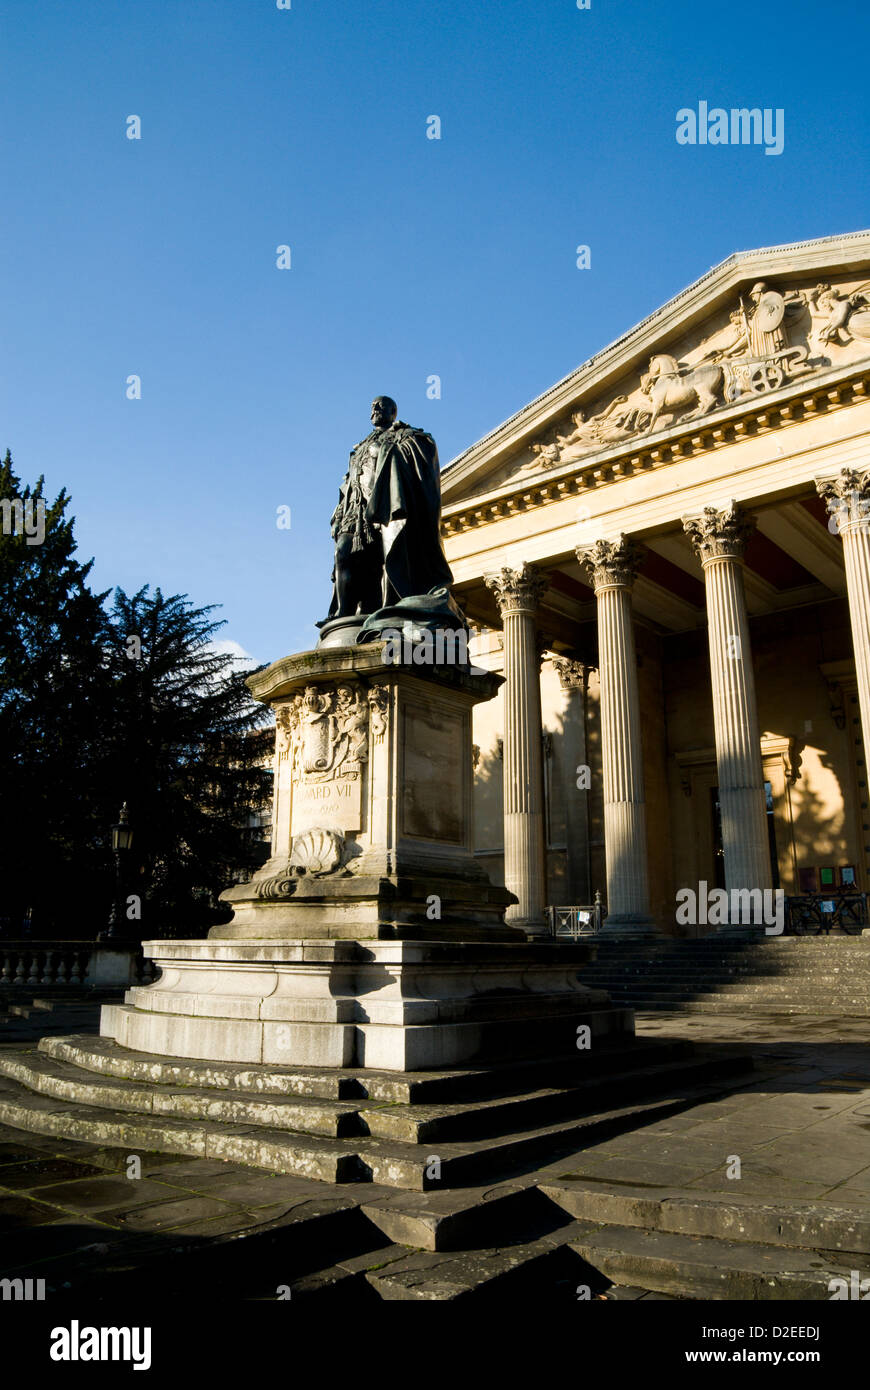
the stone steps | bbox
[0,1034,754,1191]
[582,965,867,981]
[564,1222,862,1300]
[289,1221,861,1301]
[0,1049,366,1138]
[576,936,870,1015]
[609,997,870,1015]
[590,983,870,1001]
[333,1227,591,1301]
[0,993,112,1040]
[28,1038,744,1146]
[41,1032,692,1104]
[539,1180,870,1255]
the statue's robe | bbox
[366,422,453,603]
[325,422,452,619]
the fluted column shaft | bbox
[553,659,592,904]
[485,565,548,932]
[683,504,772,905]
[817,470,870,786]
[578,538,653,931]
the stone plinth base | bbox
[100,938,633,1071]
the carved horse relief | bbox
[644,354,723,432]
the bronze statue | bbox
[318,396,457,645]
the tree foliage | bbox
[0,452,271,939]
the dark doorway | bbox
[710,781,780,890]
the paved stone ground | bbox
[591,1011,870,1205]
[1,1008,868,1299]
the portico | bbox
[442,231,870,935]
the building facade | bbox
[441,231,870,935]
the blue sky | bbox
[2,0,868,661]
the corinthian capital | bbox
[552,657,590,691]
[815,468,870,531]
[682,501,754,563]
[577,536,643,592]
[484,562,548,615]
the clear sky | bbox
[2,0,868,661]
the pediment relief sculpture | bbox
[514,277,870,480]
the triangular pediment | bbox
[441,231,870,507]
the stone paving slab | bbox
[554,1011,870,1207]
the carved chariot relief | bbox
[515,276,870,480]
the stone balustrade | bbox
[0,942,155,990]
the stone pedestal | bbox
[216,644,516,941]
[101,641,629,1070]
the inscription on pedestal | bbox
[293,776,362,832]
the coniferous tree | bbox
[100,587,272,937]
[0,451,111,934]
[0,454,272,940]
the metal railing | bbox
[785,891,867,936]
[546,893,605,938]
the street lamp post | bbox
[100,805,134,942]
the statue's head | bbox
[371,396,398,429]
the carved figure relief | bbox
[808,282,870,347]
[367,685,389,744]
[516,275,869,478]
[279,684,370,787]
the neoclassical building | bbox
[441,230,870,935]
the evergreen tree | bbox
[0,451,111,935]
[0,453,272,940]
[100,587,272,937]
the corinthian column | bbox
[683,503,772,913]
[577,538,654,933]
[484,563,548,934]
[816,469,870,784]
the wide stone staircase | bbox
[0,1031,751,1191]
[2,957,868,1299]
[579,934,870,1015]
[7,1026,832,1300]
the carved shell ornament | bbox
[289,828,345,876]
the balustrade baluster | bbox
[41,950,55,986]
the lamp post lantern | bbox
[100,805,134,941]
